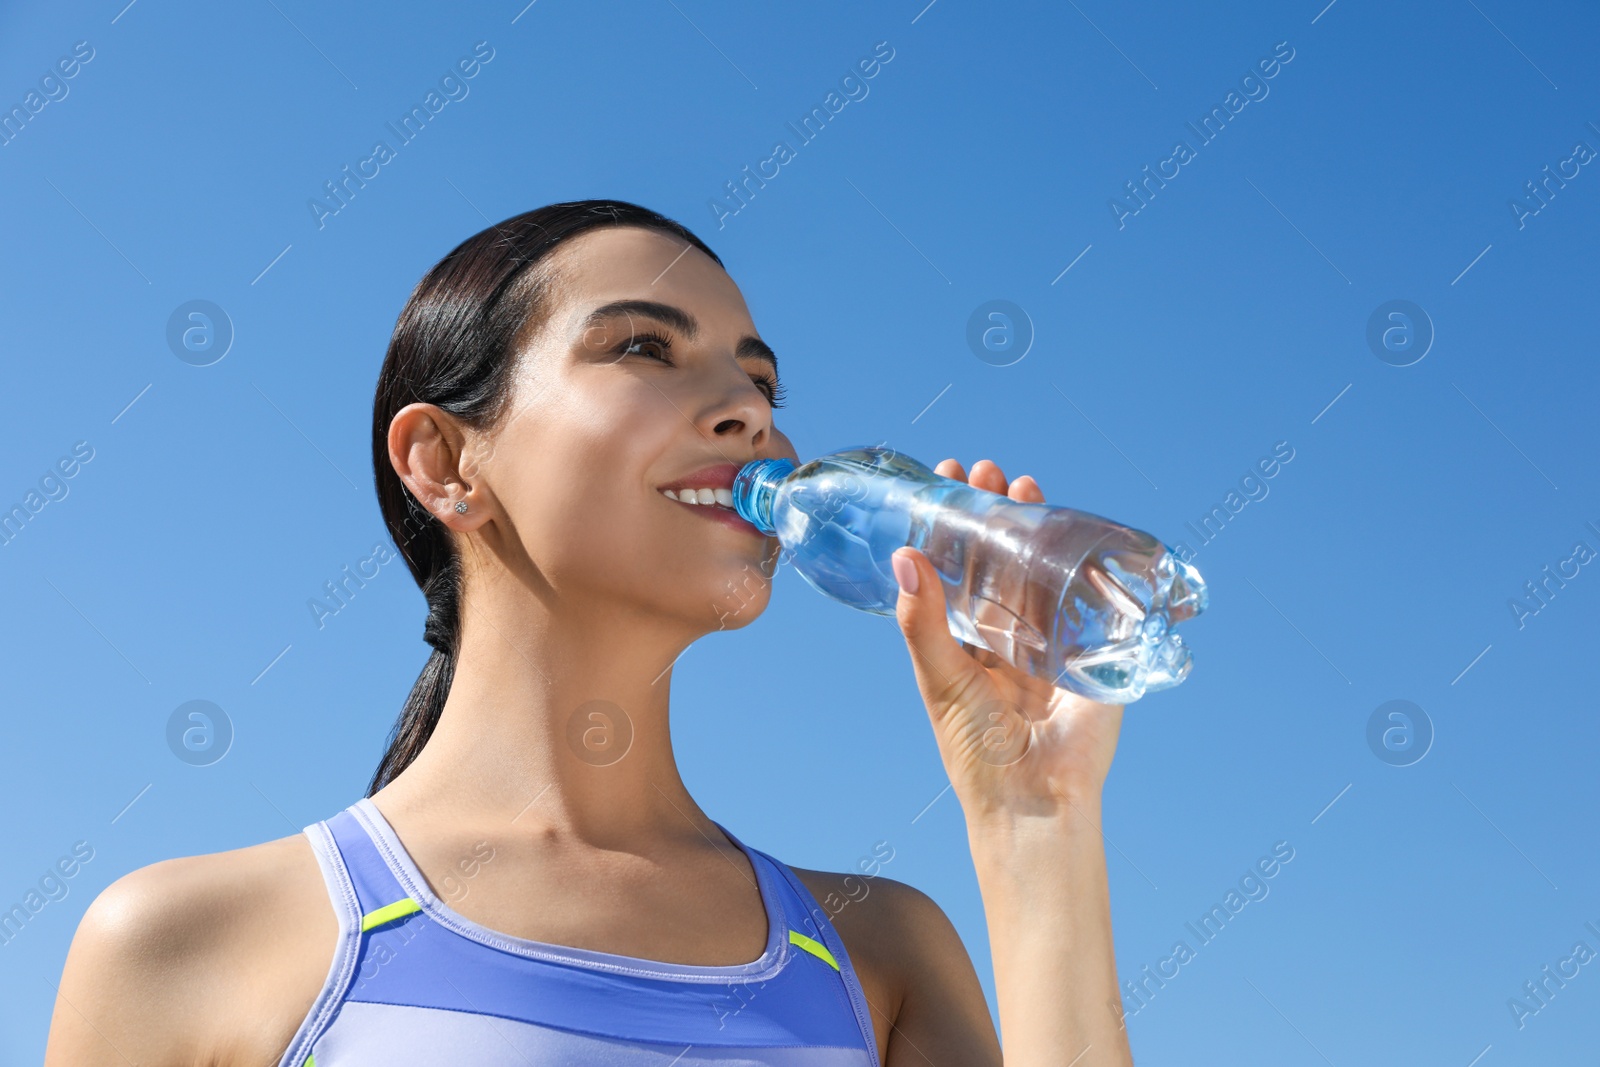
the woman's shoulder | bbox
[45,831,337,1066]
[788,867,960,978]
[81,830,330,952]
[788,865,1002,1064]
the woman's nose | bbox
[702,369,772,447]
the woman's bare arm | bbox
[968,796,1127,1064]
[46,859,220,1066]
[887,457,1134,1067]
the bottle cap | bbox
[732,458,796,534]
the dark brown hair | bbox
[366,200,723,796]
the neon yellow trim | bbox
[788,929,840,970]
[360,897,422,932]
[303,1056,314,1067]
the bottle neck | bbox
[732,458,796,534]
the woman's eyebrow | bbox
[582,299,778,373]
[737,336,779,374]
[583,299,699,339]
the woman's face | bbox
[476,225,798,634]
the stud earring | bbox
[454,501,468,514]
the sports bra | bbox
[274,798,882,1066]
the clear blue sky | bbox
[3,0,1597,1063]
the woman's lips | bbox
[667,495,767,538]
[657,462,741,494]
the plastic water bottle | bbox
[732,444,1208,703]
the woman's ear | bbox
[388,402,491,532]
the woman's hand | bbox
[890,458,1125,822]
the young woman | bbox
[45,201,1133,1066]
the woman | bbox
[45,200,1132,1065]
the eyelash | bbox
[618,330,787,409]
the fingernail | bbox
[891,550,919,595]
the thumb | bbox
[890,547,978,712]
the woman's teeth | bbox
[662,487,735,508]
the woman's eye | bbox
[757,376,788,409]
[623,340,669,361]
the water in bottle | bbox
[732,444,1207,704]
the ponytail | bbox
[364,550,461,796]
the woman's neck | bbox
[375,583,714,847]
